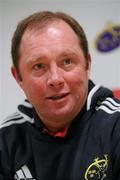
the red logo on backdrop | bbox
[113,89,120,100]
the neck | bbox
[42,119,71,134]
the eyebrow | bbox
[26,49,81,65]
[58,49,81,57]
[26,56,47,66]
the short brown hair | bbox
[11,11,89,75]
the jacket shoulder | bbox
[0,100,34,130]
[0,111,34,130]
[96,97,120,115]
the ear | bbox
[86,53,91,77]
[11,66,22,85]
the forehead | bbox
[19,20,84,61]
[21,20,80,46]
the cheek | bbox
[21,78,46,97]
[32,81,46,96]
[67,70,89,95]
[68,70,88,85]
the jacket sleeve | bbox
[0,171,6,180]
[0,131,12,180]
[0,151,9,179]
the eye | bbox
[63,58,72,65]
[61,58,76,71]
[33,63,45,70]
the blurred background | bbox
[0,0,120,120]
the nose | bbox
[47,66,64,89]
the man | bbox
[0,11,120,180]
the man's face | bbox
[12,20,91,129]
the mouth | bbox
[47,93,69,101]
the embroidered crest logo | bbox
[85,154,108,180]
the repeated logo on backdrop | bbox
[95,22,120,53]
[94,22,120,99]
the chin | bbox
[49,106,77,120]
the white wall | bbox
[1,0,120,120]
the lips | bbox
[47,93,69,100]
